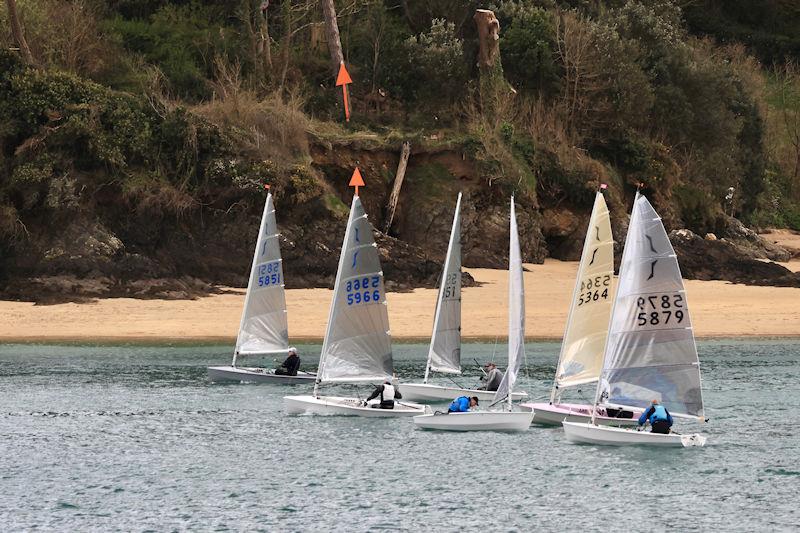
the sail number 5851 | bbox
[257,261,281,287]
[636,294,684,326]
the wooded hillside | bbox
[2,0,799,301]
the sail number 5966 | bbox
[636,294,684,326]
[346,275,381,305]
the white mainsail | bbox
[317,195,393,383]
[425,193,462,378]
[553,192,614,392]
[494,197,525,406]
[234,192,289,362]
[597,194,704,418]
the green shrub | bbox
[402,19,468,114]
[498,4,560,96]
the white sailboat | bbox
[284,191,426,417]
[522,189,639,425]
[562,193,707,447]
[398,194,527,403]
[207,192,315,384]
[413,197,534,431]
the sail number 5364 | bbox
[636,294,684,326]
[577,274,611,306]
[346,275,381,305]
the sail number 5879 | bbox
[636,294,684,326]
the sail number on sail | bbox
[577,274,611,306]
[257,261,282,287]
[345,275,382,305]
[442,273,459,298]
[635,294,684,326]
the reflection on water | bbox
[0,340,798,530]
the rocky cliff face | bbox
[0,134,793,303]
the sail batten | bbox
[234,193,290,361]
[597,194,704,418]
[494,197,524,405]
[317,195,393,384]
[426,193,463,378]
[554,192,614,392]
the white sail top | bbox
[317,195,393,383]
[554,192,614,390]
[426,193,462,376]
[234,192,290,358]
[598,194,704,418]
[494,197,525,406]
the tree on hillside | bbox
[5,0,34,65]
[321,0,344,70]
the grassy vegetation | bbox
[1,0,800,245]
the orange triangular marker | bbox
[336,62,352,86]
[349,167,365,187]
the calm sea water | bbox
[1,340,798,532]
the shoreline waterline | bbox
[2,260,799,342]
[1,334,799,347]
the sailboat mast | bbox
[232,191,274,368]
[549,188,605,404]
[590,188,641,425]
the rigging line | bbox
[447,376,466,389]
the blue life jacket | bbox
[448,396,470,413]
[649,405,669,423]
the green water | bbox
[1,340,798,531]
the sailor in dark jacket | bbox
[363,380,401,409]
[275,347,301,376]
[638,399,674,434]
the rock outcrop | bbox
[670,229,800,287]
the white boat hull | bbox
[283,395,427,417]
[207,366,316,384]
[397,383,528,403]
[562,421,707,447]
[413,411,534,432]
[522,402,641,427]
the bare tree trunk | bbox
[6,0,35,65]
[279,0,291,89]
[320,0,344,72]
[243,0,264,83]
[259,5,273,69]
[474,9,512,113]
[383,141,411,234]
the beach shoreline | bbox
[2,259,798,344]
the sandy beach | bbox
[1,259,798,343]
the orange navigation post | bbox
[349,167,365,196]
[336,61,353,122]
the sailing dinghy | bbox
[413,198,534,431]
[562,193,707,447]
[398,194,527,403]
[207,191,315,384]
[522,189,639,425]
[283,188,426,417]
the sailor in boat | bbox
[478,362,503,392]
[274,347,301,376]
[637,399,674,434]
[447,396,479,413]
[362,380,401,409]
